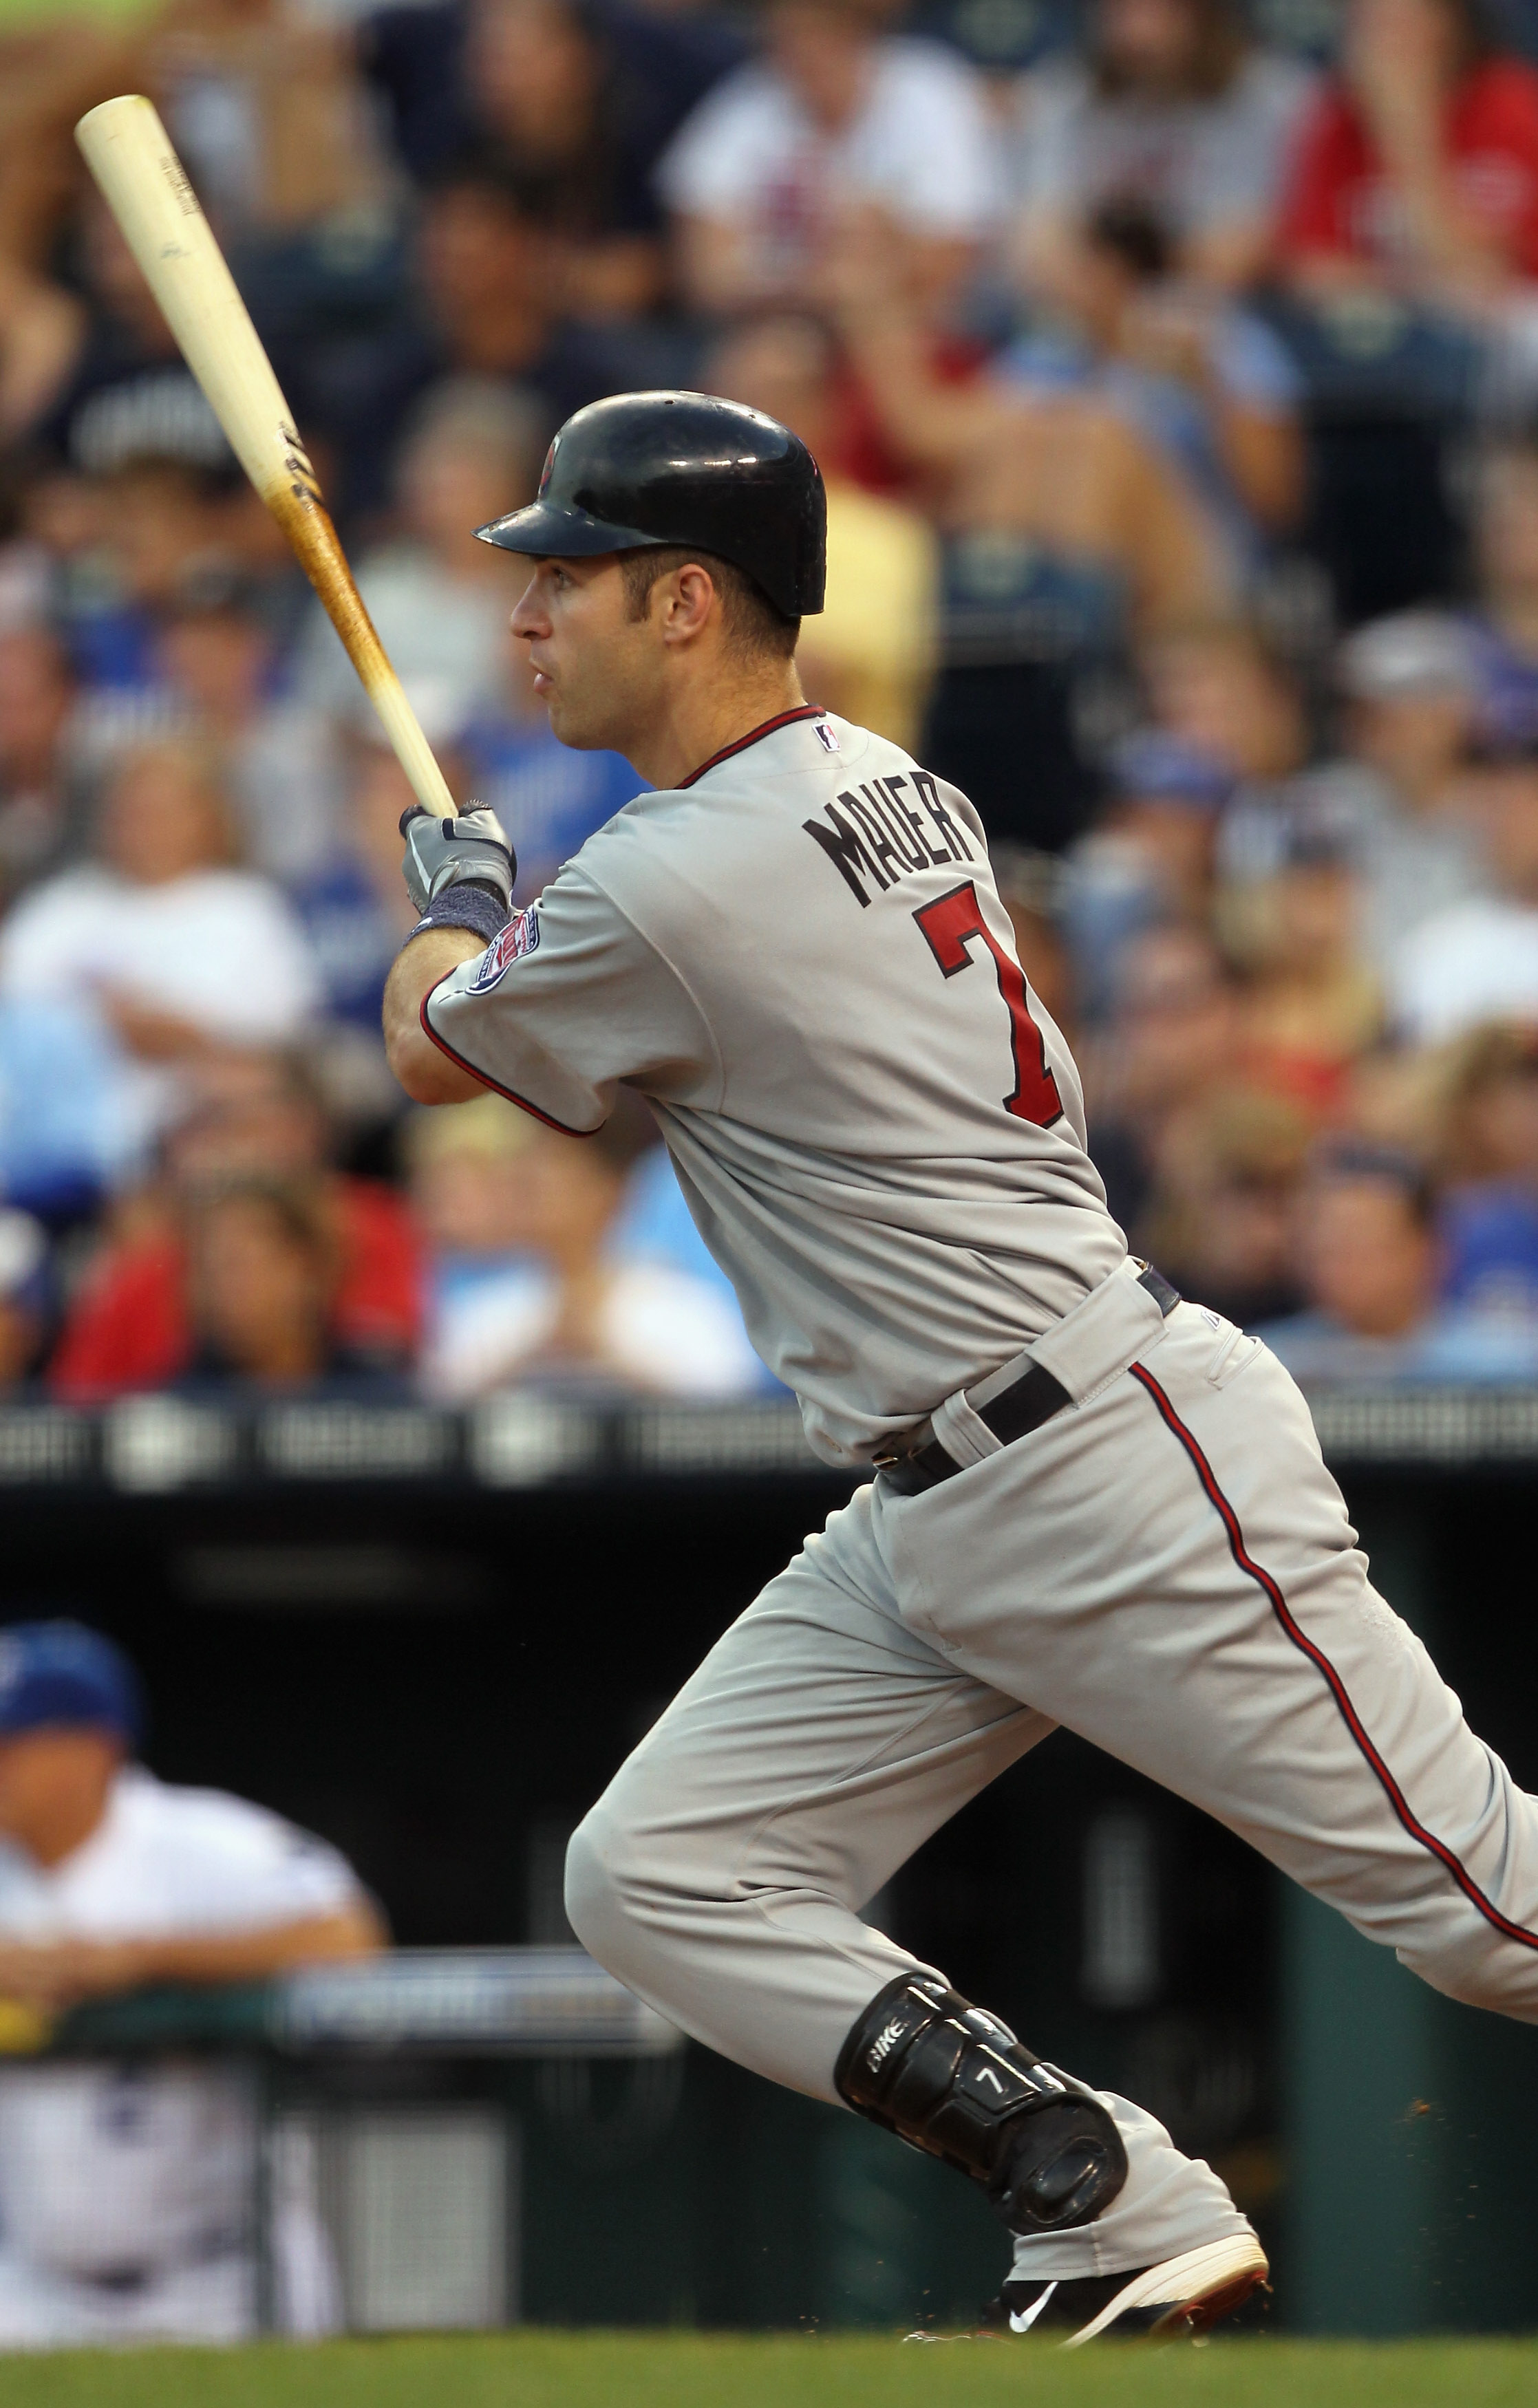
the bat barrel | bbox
[76,96,306,519]
[75,96,457,819]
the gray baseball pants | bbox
[566,1262,1538,2279]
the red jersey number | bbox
[914,882,1063,1126]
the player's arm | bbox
[392,827,716,1135]
[385,929,489,1104]
[0,1898,385,2010]
[381,802,517,1106]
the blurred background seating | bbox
[0,0,1537,1399]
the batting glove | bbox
[400,802,517,916]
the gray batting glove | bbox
[400,802,517,916]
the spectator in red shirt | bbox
[1280,0,1538,306]
[50,1052,420,1399]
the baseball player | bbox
[0,1620,380,2345]
[384,392,1538,2344]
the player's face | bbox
[509,555,657,757]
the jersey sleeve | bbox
[420,862,718,1134]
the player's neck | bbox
[624,661,807,793]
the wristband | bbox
[403,883,512,949]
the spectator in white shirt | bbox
[0,1620,381,2345]
[409,1094,771,1401]
[1391,753,1538,1042]
[0,739,321,1169]
[659,0,1003,316]
[1010,0,1314,300]
[1334,610,1493,974]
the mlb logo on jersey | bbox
[815,720,841,755]
[468,905,541,993]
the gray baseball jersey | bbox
[422,706,1125,1466]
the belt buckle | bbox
[873,1419,930,1478]
[874,1437,941,1496]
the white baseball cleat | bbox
[981,2233,1270,2345]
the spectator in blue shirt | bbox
[1001,197,1305,575]
[1260,1139,1538,1382]
[293,696,469,1040]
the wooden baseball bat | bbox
[75,93,456,819]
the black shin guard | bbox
[834,1974,1129,2235]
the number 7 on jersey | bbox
[914,882,1063,1127]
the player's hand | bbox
[400,802,516,917]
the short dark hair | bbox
[1312,1139,1436,1231]
[1437,0,1496,72]
[189,1173,339,1276]
[617,546,800,662]
[423,144,554,226]
[1093,0,1246,99]
[1085,197,1173,283]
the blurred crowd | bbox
[3,0,1538,1393]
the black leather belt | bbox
[875,1265,1180,1497]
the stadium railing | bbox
[0,1385,1534,1498]
[1,1947,684,2340]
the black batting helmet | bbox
[474,390,826,619]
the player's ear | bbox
[661,563,717,646]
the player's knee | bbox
[563,1809,622,1966]
[563,1797,654,1977]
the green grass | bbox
[1,2333,1536,2407]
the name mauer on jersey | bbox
[802,772,974,906]
[423,709,1120,1465]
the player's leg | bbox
[566,1479,1253,2300]
[879,1298,1538,2290]
[884,1305,1538,2021]
[566,1478,1043,2078]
